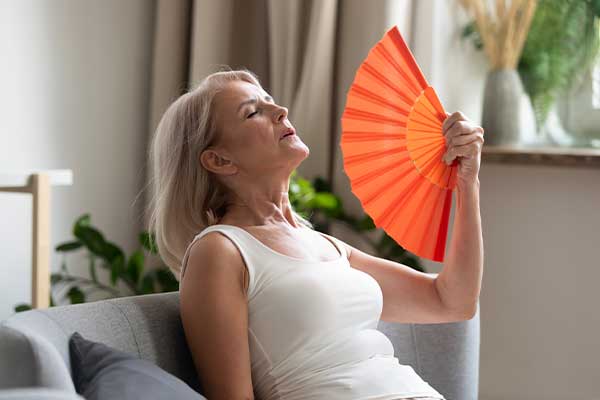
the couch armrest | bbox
[0,325,75,391]
[0,388,84,400]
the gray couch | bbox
[0,292,480,399]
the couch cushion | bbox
[0,325,75,391]
[69,332,206,400]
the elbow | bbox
[446,300,479,321]
[460,301,479,320]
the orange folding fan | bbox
[340,25,458,262]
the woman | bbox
[148,69,484,400]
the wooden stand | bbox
[0,170,73,309]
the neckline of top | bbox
[204,224,346,264]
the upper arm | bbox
[179,232,254,400]
[338,239,470,324]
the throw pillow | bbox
[69,332,206,400]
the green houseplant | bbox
[462,0,600,131]
[15,170,424,312]
[14,213,179,312]
[287,170,423,272]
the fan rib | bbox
[433,190,453,261]
[344,145,406,166]
[344,108,405,125]
[424,86,447,122]
[373,45,422,95]
[394,179,437,243]
[376,172,422,228]
[350,84,412,116]
[351,156,410,189]
[342,132,406,142]
[387,27,428,89]
[362,63,419,105]
[412,107,442,127]
[360,165,415,212]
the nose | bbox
[272,104,288,123]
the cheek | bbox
[241,124,275,146]
[232,126,278,158]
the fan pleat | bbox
[344,145,406,166]
[342,118,408,135]
[361,62,419,105]
[387,26,428,89]
[346,88,411,119]
[373,45,423,96]
[374,170,423,228]
[340,25,457,262]
[342,131,406,142]
[349,85,412,116]
[344,109,406,126]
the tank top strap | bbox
[179,224,262,298]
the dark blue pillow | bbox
[69,332,206,400]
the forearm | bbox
[435,179,484,316]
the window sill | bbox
[482,144,600,168]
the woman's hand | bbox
[441,111,484,188]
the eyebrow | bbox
[237,95,274,115]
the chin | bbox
[287,147,309,170]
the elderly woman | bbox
[148,69,484,400]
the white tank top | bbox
[181,224,445,400]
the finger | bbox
[443,141,482,163]
[447,131,484,148]
[442,111,467,133]
[444,120,474,145]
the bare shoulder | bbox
[179,231,254,399]
[181,231,248,294]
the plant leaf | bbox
[156,268,179,292]
[309,193,339,209]
[103,241,125,264]
[73,214,91,232]
[50,273,63,284]
[14,303,32,313]
[110,254,125,285]
[55,241,83,252]
[126,250,145,284]
[357,215,376,231]
[74,226,106,256]
[139,274,155,295]
[66,286,85,304]
[139,232,158,254]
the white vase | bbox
[481,69,537,146]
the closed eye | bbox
[247,110,259,119]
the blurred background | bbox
[1,1,599,399]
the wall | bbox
[0,0,155,319]
[336,2,600,399]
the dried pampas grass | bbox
[458,0,537,69]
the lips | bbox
[280,128,296,140]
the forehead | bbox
[215,80,268,111]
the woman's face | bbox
[204,80,309,177]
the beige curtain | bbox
[147,0,416,223]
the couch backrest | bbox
[1,292,480,400]
[1,292,201,393]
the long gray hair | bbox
[147,68,312,281]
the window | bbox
[555,61,600,148]
[593,62,600,110]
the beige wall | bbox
[0,0,155,319]
[434,4,599,399]
[335,2,600,399]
